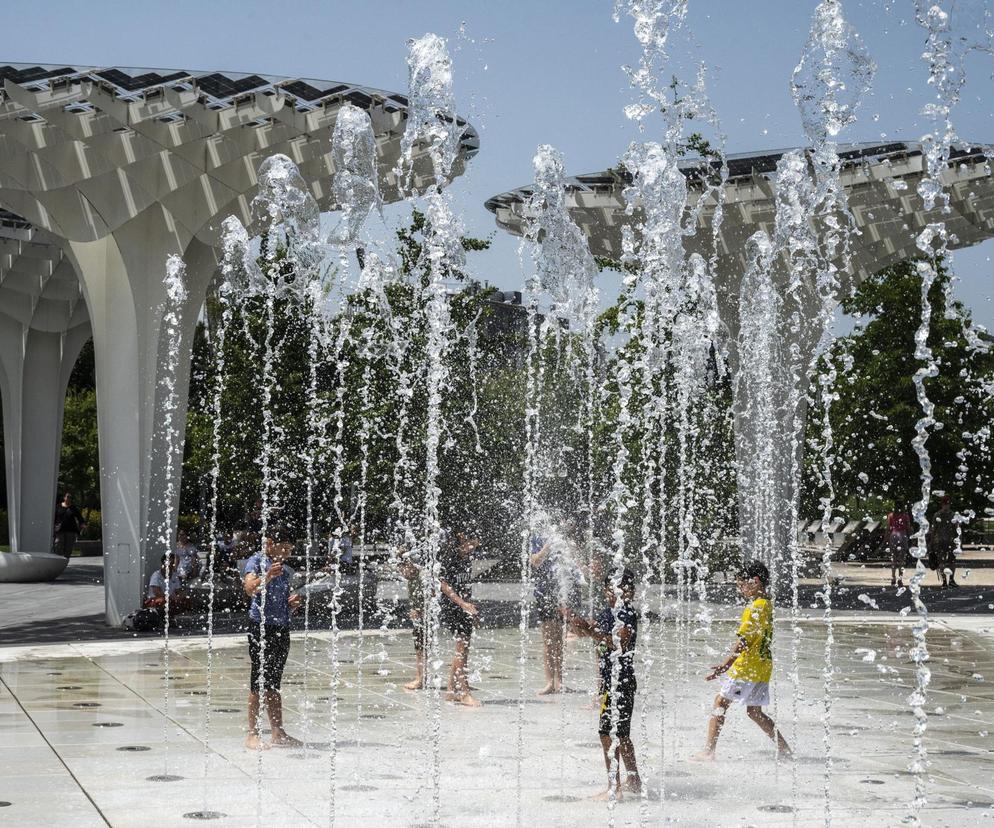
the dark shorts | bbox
[248,623,291,693]
[535,592,559,622]
[442,608,474,642]
[598,676,637,739]
[535,584,580,622]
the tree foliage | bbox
[802,259,994,523]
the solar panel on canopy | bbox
[195,73,270,100]
[95,69,189,92]
[0,65,75,84]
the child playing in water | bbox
[396,547,426,691]
[242,526,302,750]
[692,560,792,761]
[563,567,642,800]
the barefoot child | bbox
[564,567,642,799]
[440,531,481,707]
[243,526,302,750]
[692,560,791,761]
[396,548,426,690]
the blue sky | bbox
[3,0,992,327]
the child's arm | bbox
[705,638,745,681]
[529,540,553,569]
[561,607,633,652]
[561,606,596,638]
[439,579,478,616]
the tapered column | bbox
[67,208,213,625]
[0,318,90,554]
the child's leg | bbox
[246,692,267,749]
[405,616,425,690]
[245,628,268,750]
[551,616,565,690]
[539,616,565,693]
[265,629,301,746]
[692,694,731,759]
[619,737,641,792]
[746,706,792,756]
[599,733,617,776]
[448,634,480,706]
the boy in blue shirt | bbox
[242,526,301,750]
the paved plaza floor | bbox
[1,611,993,827]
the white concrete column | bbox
[66,210,214,624]
[0,318,90,554]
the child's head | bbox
[603,567,636,605]
[736,560,769,598]
[263,525,295,560]
[455,531,479,557]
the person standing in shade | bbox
[53,492,86,558]
[243,526,302,750]
[887,503,912,587]
[931,496,958,588]
[174,529,201,583]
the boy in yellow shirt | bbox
[692,560,792,760]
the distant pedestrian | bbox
[174,529,201,583]
[53,492,86,558]
[887,504,912,587]
[931,497,958,588]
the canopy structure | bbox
[0,63,478,622]
[486,141,994,581]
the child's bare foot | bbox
[245,733,270,751]
[623,775,642,794]
[537,683,559,695]
[590,788,620,802]
[689,750,715,762]
[457,692,482,707]
[270,731,303,748]
[404,677,424,691]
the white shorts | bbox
[719,678,770,707]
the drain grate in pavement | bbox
[92,722,123,727]
[184,811,226,820]
[148,774,184,782]
[118,745,151,752]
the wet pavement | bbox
[1,613,992,826]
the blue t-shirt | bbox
[246,553,293,627]
[531,537,554,598]
[596,602,638,689]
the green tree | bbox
[803,259,994,524]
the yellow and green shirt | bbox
[728,597,773,683]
